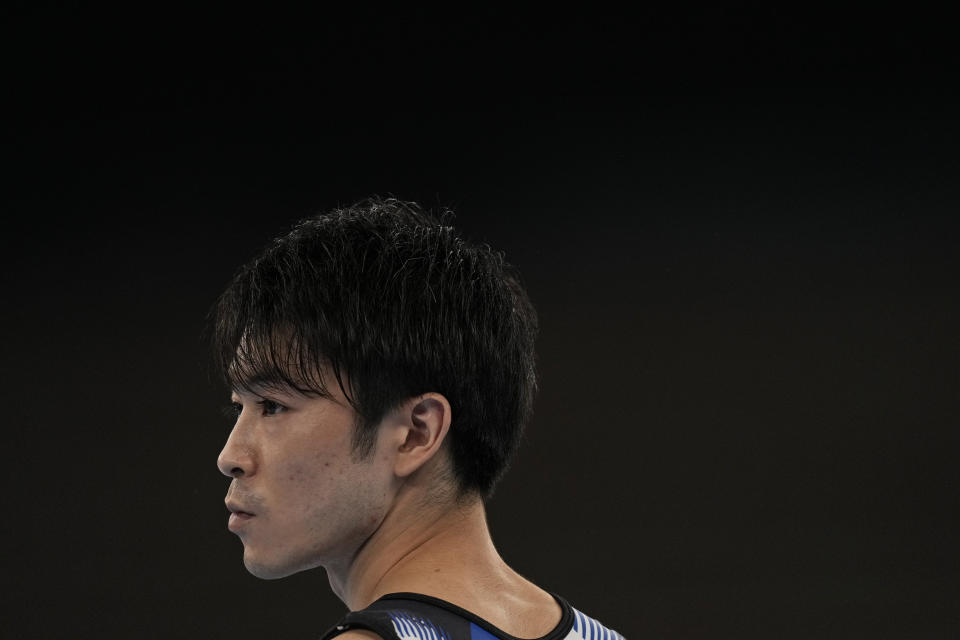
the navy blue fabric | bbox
[319,592,579,640]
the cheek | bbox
[280,450,337,495]
[278,446,377,515]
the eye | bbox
[257,399,286,417]
[221,402,242,420]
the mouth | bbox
[226,500,256,531]
[228,506,255,517]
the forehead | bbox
[226,329,356,405]
[228,372,352,408]
[228,338,327,394]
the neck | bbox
[324,479,565,638]
[327,488,507,611]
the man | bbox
[214,198,624,639]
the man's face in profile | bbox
[217,382,393,579]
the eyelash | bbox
[221,403,242,420]
[257,399,286,416]
[222,399,287,420]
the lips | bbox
[225,499,256,517]
[226,502,255,532]
[225,496,258,533]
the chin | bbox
[242,548,319,580]
[243,561,293,580]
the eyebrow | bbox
[230,376,325,399]
[230,375,282,395]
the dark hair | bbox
[211,197,539,498]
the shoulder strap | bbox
[321,596,482,640]
[323,593,578,640]
[318,608,399,640]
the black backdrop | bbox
[4,8,958,639]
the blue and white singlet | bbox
[320,592,625,640]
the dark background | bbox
[3,6,958,639]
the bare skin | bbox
[328,396,563,637]
[334,490,562,638]
[219,381,561,638]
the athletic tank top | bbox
[319,592,625,640]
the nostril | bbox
[231,467,245,477]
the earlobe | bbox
[394,393,452,477]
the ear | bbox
[392,392,452,479]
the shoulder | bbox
[328,630,382,640]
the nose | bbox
[217,427,256,478]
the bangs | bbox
[226,327,337,399]
[211,258,347,402]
